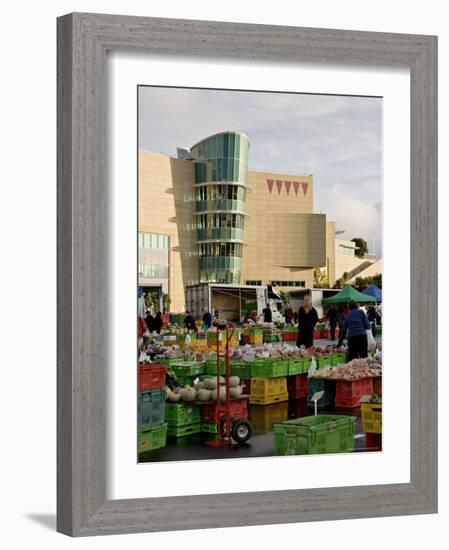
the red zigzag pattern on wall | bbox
[265,179,308,196]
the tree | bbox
[334,271,350,289]
[162,293,172,313]
[144,291,160,314]
[313,268,329,288]
[351,237,368,258]
[353,273,382,292]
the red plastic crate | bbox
[335,378,374,408]
[242,335,250,345]
[138,364,166,391]
[365,432,382,451]
[287,374,308,399]
[200,397,248,423]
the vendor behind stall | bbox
[296,296,319,348]
[337,300,370,359]
[184,311,197,332]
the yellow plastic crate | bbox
[361,402,382,434]
[250,377,288,405]
[249,334,263,345]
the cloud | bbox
[138,86,383,256]
[316,181,383,257]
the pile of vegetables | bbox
[311,358,382,381]
[166,375,246,403]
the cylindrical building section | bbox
[190,132,250,284]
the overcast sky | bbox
[139,86,382,257]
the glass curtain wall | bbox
[190,132,250,284]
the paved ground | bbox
[139,402,379,463]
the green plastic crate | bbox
[205,359,226,375]
[164,403,201,427]
[316,355,332,369]
[201,422,218,434]
[273,415,355,455]
[175,375,198,386]
[170,361,205,377]
[167,422,201,437]
[251,359,288,378]
[307,378,335,407]
[375,325,382,335]
[264,335,280,343]
[230,362,252,379]
[138,423,167,453]
[288,358,305,376]
[331,353,347,366]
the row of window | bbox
[190,132,250,163]
[194,158,247,184]
[138,232,169,250]
[199,257,241,271]
[199,269,241,285]
[138,263,169,279]
[195,184,246,202]
[198,242,243,258]
[197,228,244,242]
[196,213,245,230]
[195,199,246,214]
[245,280,262,286]
[270,280,306,287]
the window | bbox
[246,280,262,286]
[138,232,169,250]
[138,263,169,279]
[270,280,306,287]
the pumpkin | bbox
[211,387,227,402]
[197,388,212,402]
[180,387,197,402]
[229,376,240,388]
[203,378,217,390]
[229,386,243,399]
[167,391,181,402]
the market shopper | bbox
[337,300,371,360]
[184,311,196,332]
[262,304,272,323]
[336,305,346,329]
[154,311,163,334]
[367,306,376,337]
[144,310,155,333]
[285,306,294,324]
[327,303,338,340]
[296,296,319,348]
[202,308,212,329]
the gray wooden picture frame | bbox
[57,12,438,537]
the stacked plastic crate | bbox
[249,359,289,405]
[138,363,167,454]
[165,402,202,437]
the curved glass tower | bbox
[190,131,250,284]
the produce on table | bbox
[311,358,382,381]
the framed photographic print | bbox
[57,13,438,536]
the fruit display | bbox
[311,358,382,381]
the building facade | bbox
[138,131,336,312]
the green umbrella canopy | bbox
[322,285,376,305]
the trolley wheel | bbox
[231,418,253,445]
[219,415,235,436]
